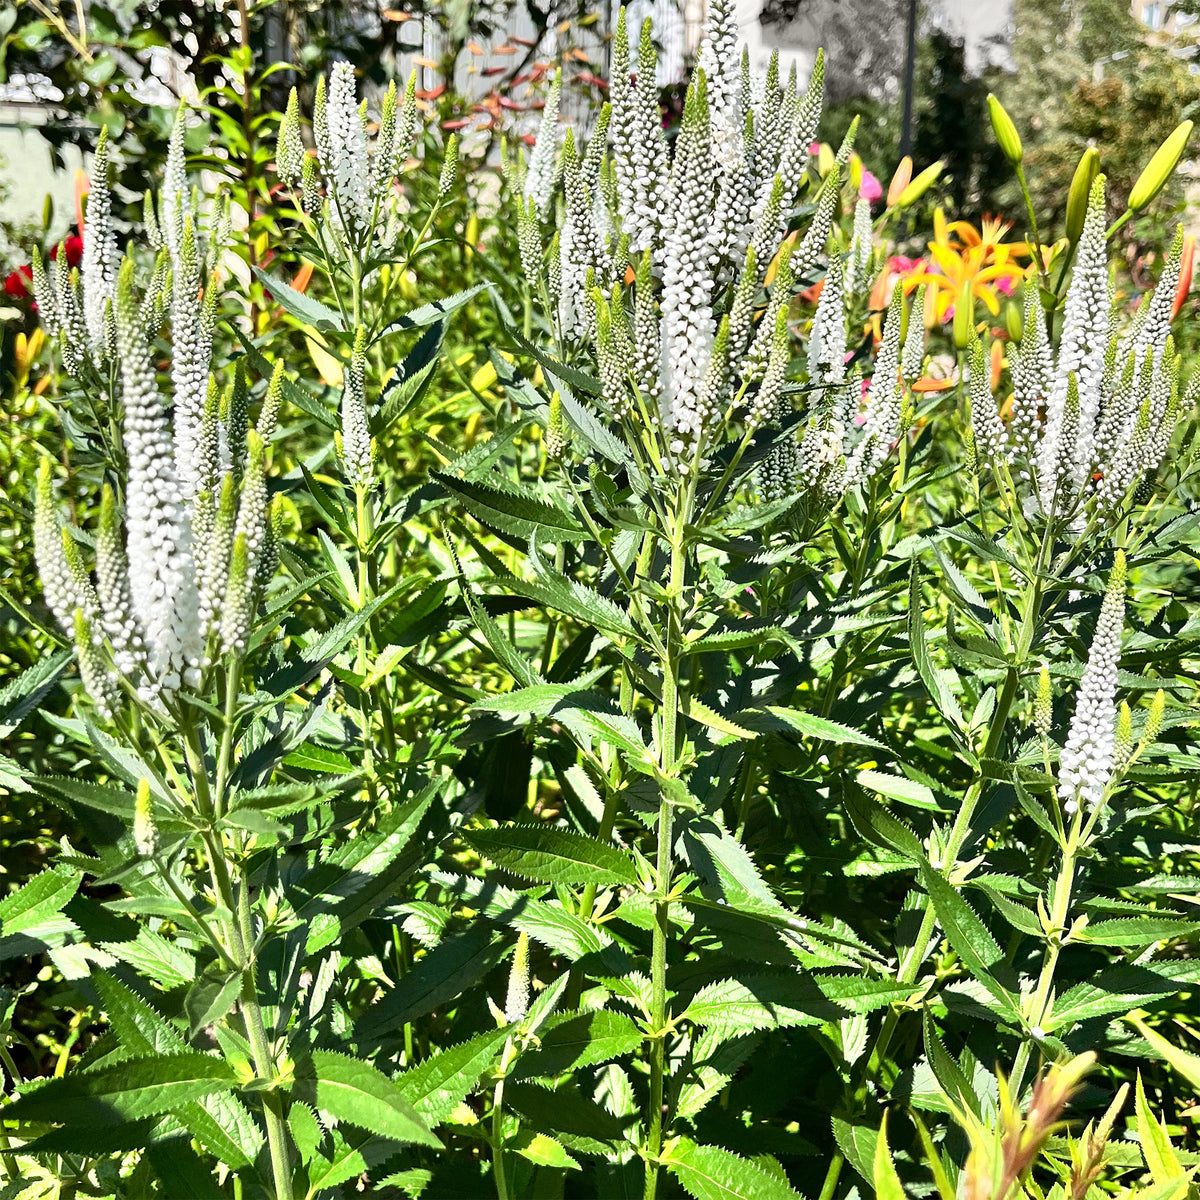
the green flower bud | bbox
[546,392,567,460]
[987,93,1023,165]
[953,279,975,351]
[438,133,460,199]
[133,778,158,859]
[1034,664,1052,736]
[1129,120,1193,212]
[895,161,943,209]
[1066,147,1101,243]
[1114,700,1133,770]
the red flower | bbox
[51,234,84,269]
[4,265,32,298]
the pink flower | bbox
[809,142,820,156]
[995,275,1016,297]
[859,171,882,202]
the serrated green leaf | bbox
[909,565,965,729]
[4,1054,237,1124]
[465,824,638,887]
[298,1050,441,1147]
[434,471,584,542]
[874,1112,906,1200]
[920,865,1020,1020]
[1079,916,1200,946]
[397,1026,509,1126]
[843,787,924,861]
[512,1010,642,1080]
[375,284,487,337]
[0,866,81,935]
[665,1138,804,1200]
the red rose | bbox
[4,265,32,298]
[50,234,84,269]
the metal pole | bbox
[899,0,919,157]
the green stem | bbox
[643,484,690,1200]
[492,1037,517,1200]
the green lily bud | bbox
[1129,120,1193,212]
[1066,147,1101,242]
[987,93,1023,165]
[895,161,943,209]
[953,279,974,351]
[1005,297,1024,343]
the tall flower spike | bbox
[327,62,372,237]
[504,932,531,1024]
[341,327,373,489]
[1059,551,1126,813]
[81,126,118,350]
[393,71,419,177]
[1124,224,1183,362]
[277,87,305,189]
[968,335,1005,460]
[524,70,563,221]
[660,72,719,447]
[115,258,201,692]
[901,285,927,383]
[1009,286,1052,464]
[256,361,285,441]
[749,306,791,429]
[808,260,846,386]
[162,101,188,262]
[198,474,237,645]
[1037,175,1110,509]
[373,80,398,201]
[96,484,140,674]
[34,460,79,635]
[222,430,269,655]
[843,285,905,488]
[171,219,209,499]
[73,608,120,720]
[30,247,58,336]
[846,197,873,297]
[611,19,671,252]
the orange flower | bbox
[1172,234,1195,320]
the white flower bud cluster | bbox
[302,63,424,250]
[81,128,119,354]
[843,286,909,489]
[524,71,564,222]
[1037,177,1111,507]
[967,338,1005,460]
[1059,552,1126,813]
[1011,178,1186,517]
[845,197,873,297]
[340,328,374,490]
[807,261,847,388]
[33,130,279,711]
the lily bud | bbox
[953,279,974,350]
[817,142,835,178]
[987,93,1023,165]
[1172,233,1195,320]
[887,156,913,208]
[1065,147,1101,243]
[895,161,943,209]
[1129,120,1193,212]
[1005,297,1024,343]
